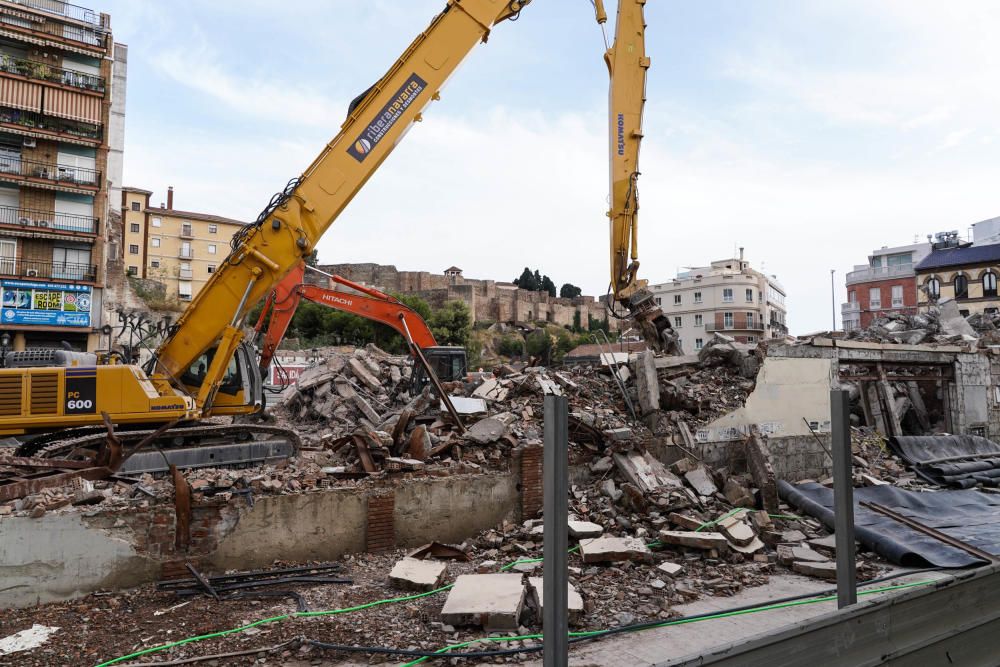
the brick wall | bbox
[848,276,918,328]
[19,188,54,213]
[366,492,395,552]
[520,444,543,519]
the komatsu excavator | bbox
[6,0,671,463]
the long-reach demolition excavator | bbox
[7,0,671,466]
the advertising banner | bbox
[1,280,92,327]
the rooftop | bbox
[915,243,1000,271]
[144,207,246,227]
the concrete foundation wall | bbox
[0,471,524,610]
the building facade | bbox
[842,240,932,331]
[0,0,123,351]
[648,254,788,353]
[122,186,244,302]
[915,238,1000,317]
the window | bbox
[151,237,161,248]
[723,288,733,303]
[674,316,682,328]
[927,277,941,299]
[655,297,661,305]
[695,338,704,350]
[869,287,881,309]
[150,260,160,269]
[747,336,756,344]
[130,202,140,211]
[745,288,754,303]
[208,224,218,234]
[694,314,703,327]
[960,309,970,317]
[848,290,857,304]
[891,285,904,307]
[180,241,192,259]
[207,265,216,274]
[179,281,192,301]
[985,272,998,297]
[954,274,969,299]
[181,223,193,237]
[0,238,15,274]
[127,265,137,275]
[151,217,161,227]
[694,291,702,303]
[208,244,217,255]
[129,223,140,233]
[724,312,734,329]
[129,244,139,255]
[53,246,91,280]
[746,312,755,329]
[673,294,681,305]
[180,262,192,279]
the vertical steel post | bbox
[543,394,569,667]
[831,389,857,608]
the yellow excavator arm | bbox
[152,0,538,410]
[601,0,679,353]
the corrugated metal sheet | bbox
[0,78,41,112]
[42,87,100,124]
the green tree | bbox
[305,249,319,267]
[572,310,583,333]
[525,330,552,363]
[514,267,538,291]
[498,334,524,358]
[560,283,582,299]
[540,275,557,297]
[430,300,472,347]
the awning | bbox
[42,87,100,124]
[0,78,41,112]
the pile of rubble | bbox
[841,298,992,346]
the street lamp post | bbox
[830,269,836,331]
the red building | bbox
[842,241,931,331]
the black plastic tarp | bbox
[778,480,1000,568]
[890,434,1000,488]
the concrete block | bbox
[528,576,584,622]
[567,521,604,539]
[657,530,729,551]
[465,417,507,444]
[440,574,525,631]
[791,560,839,580]
[657,561,683,577]
[684,466,718,496]
[579,536,650,563]
[389,557,447,592]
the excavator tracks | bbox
[17,423,300,476]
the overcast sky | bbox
[101,1,1000,334]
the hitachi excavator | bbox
[253,261,468,390]
[5,0,672,463]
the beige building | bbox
[0,0,125,352]
[122,186,244,302]
[649,254,788,353]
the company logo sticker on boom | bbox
[354,138,372,155]
[617,113,626,156]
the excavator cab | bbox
[175,341,265,415]
[411,346,467,391]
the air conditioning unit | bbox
[25,269,38,277]
[18,218,29,226]
[35,220,48,228]
[22,137,35,148]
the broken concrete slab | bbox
[657,530,729,551]
[464,418,507,444]
[728,536,765,554]
[579,537,650,563]
[717,516,755,547]
[722,478,754,507]
[567,521,604,539]
[472,379,509,401]
[388,557,447,592]
[938,299,978,338]
[684,466,718,496]
[352,394,381,423]
[777,545,828,565]
[634,351,660,415]
[447,397,488,415]
[657,561,683,577]
[668,513,705,531]
[528,576,584,622]
[791,560,839,580]
[614,450,682,493]
[440,574,525,631]
[348,357,382,391]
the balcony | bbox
[0,204,98,234]
[178,248,194,259]
[0,54,104,92]
[845,263,914,286]
[841,301,860,314]
[7,0,101,26]
[179,269,193,280]
[179,225,193,238]
[0,154,99,190]
[0,107,101,142]
[0,257,96,282]
[706,322,765,333]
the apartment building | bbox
[841,240,932,331]
[0,0,123,351]
[648,253,788,353]
[122,186,245,302]
[914,229,1000,317]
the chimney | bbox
[739,246,744,261]
[167,186,174,210]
